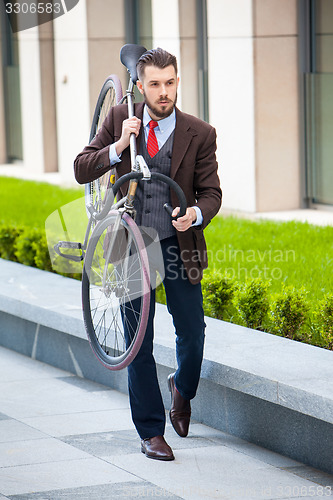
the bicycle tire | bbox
[82,211,150,370]
[85,75,123,218]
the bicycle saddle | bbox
[120,44,147,83]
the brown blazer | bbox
[74,102,222,284]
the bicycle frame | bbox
[55,73,149,263]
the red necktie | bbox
[147,120,159,157]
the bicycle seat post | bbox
[119,44,148,212]
[126,80,138,173]
[124,80,140,212]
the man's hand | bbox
[115,117,141,156]
[172,207,197,232]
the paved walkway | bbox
[220,208,333,227]
[0,347,332,499]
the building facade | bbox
[0,0,332,212]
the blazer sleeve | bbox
[73,105,125,185]
[193,126,222,229]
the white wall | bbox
[53,0,90,182]
[207,0,256,212]
[151,0,182,107]
[18,24,44,174]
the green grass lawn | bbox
[1,176,332,306]
[0,177,84,228]
[204,215,333,303]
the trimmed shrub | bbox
[270,285,309,341]
[201,271,236,320]
[313,293,333,349]
[33,232,54,273]
[233,277,270,330]
[0,225,24,261]
[14,228,43,267]
[318,293,333,335]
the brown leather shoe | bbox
[168,373,191,437]
[141,436,175,461]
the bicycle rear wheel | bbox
[85,75,123,217]
[82,212,150,370]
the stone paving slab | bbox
[21,407,133,437]
[106,447,330,500]
[0,420,48,443]
[0,458,140,497]
[8,483,182,500]
[0,438,89,468]
[0,347,332,500]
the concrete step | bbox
[0,258,332,474]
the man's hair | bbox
[136,47,178,80]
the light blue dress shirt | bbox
[109,105,202,226]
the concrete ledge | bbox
[0,258,332,474]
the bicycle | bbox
[55,44,187,371]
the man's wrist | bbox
[109,143,122,165]
[191,206,203,226]
[114,139,126,158]
[189,207,197,223]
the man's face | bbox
[137,65,179,120]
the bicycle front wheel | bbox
[85,75,123,217]
[82,212,151,370]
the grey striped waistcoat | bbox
[134,131,176,240]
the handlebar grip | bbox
[163,203,178,221]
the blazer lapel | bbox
[170,107,196,179]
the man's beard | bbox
[143,91,177,119]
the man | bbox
[74,48,222,461]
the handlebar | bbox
[87,172,187,222]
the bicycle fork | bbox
[101,210,132,302]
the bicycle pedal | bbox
[54,241,84,262]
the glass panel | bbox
[314,0,333,73]
[4,66,23,160]
[138,0,152,50]
[305,73,333,205]
[125,0,152,49]
[1,9,23,161]
[124,0,152,103]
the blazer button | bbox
[145,209,150,214]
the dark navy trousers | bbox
[127,235,206,439]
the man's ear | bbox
[137,80,144,95]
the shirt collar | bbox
[143,105,176,133]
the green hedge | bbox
[201,272,332,350]
[0,222,331,350]
[0,224,80,279]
